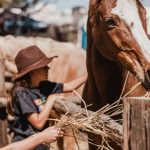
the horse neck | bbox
[83,46,146,110]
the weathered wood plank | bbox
[0,59,5,97]
[0,107,8,147]
[144,109,150,150]
[123,97,150,150]
[0,97,8,108]
[0,59,8,148]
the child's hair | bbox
[11,74,31,96]
[8,73,31,115]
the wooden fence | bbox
[0,59,8,147]
[123,97,150,150]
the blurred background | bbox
[0,0,89,49]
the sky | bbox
[54,0,89,11]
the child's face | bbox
[30,66,49,86]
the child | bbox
[10,45,87,150]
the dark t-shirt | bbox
[10,82,63,149]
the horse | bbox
[0,35,88,150]
[82,0,150,149]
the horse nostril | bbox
[147,70,150,77]
[143,70,150,90]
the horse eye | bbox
[105,17,116,27]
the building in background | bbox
[0,0,89,46]
[30,1,88,46]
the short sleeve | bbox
[39,80,63,96]
[15,89,37,115]
[52,83,63,94]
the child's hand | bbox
[41,126,64,144]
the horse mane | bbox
[86,13,94,83]
[135,0,148,33]
[89,0,99,18]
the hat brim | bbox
[12,56,58,82]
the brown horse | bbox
[83,0,150,149]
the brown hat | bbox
[12,45,57,81]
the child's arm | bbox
[1,126,64,150]
[27,94,62,130]
[63,73,87,92]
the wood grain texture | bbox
[0,59,8,148]
[123,97,150,150]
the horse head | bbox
[88,0,150,89]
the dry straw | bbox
[48,71,144,149]
[48,97,123,149]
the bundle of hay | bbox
[51,96,123,148]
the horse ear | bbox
[136,0,146,8]
[135,0,148,33]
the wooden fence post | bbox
[123,97,150,150]
[0,59,8,148]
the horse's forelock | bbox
[89,0,99,15]
[89,1,106,24]
[88,0,100,26]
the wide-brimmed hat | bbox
[12,45,57,81]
